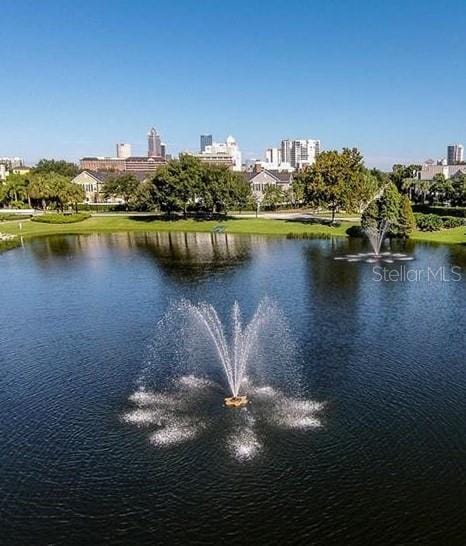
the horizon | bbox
[1,0,466,169]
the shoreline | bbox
[0,215,465,252]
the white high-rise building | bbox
[116,143,132,159]
[265,147,282,169]
[264,139,320,171]
[447,144,464,165]
[284,139,320,169]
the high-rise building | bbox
[286,139,320,169]
[268,139,320,170]
[200,134,213,152]
[265,147,282,169]
[116,143,132,159]
[148,127,162,157]
[447,144,464,165]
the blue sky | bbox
[1,0,465,169]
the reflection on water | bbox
[134,231,253,279]
[26,232,253,280]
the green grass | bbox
[0,238,20,253]
[0,215,354,239]
[0,215,464,249]
[410,226,466,244]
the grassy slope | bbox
[1,215,465,245]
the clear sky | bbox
[1,0,465,169]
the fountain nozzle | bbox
[224,396,248,408]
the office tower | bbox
[148,127,162,157]
[200,134,213,152]
[279,139,320,169]
[116,143,132,159]
[447,144,464,165]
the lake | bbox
[1,232,465,545]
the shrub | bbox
[9,200,29,209]
[414,213,443,231]
[412,205,466,218]
[0,213,32,221]
[32,213,91,224]
[346,225,365,238]
[77,203,127,212]
[441,216,465,228]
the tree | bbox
[391,164,422,191]
[361,182,414,238]
[296,147,378,222]
[262,185,284,210]
[398,195,416,237]
[27,172,82,211]
[32,159,79,177]
[102,173,141,210]
[451,173,466,206]
[152,154,203,216]
[379,182,401,225]
[28,173,53,210]
[0,173,29,205]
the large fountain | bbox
[334,220,414,263]
[184,301,264,407]
[122,300,323,460]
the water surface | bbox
[1,232,465,544]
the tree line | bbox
[1,150,429,239]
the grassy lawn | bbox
[0,215,353,239]
[410,226,466,245]
[1,215,465,248]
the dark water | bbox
[1,232,465,545]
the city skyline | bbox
[1,0,466,169]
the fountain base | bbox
[224,395,248,408]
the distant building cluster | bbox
[0,157,29,180]
[420,143,466,180]
[194,134,242,172]
[262,139,320,171]
[80,128,169,173]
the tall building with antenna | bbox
[148,127,162,157]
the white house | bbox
[245,169,293,200]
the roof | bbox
[245,169,293,184]
[75,170,148,183]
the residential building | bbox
[420,162,466,180]
[265,147,281,169]
[200,134,213,152]
[447,144,464,165]
[245,168,293,200]
[116,143,132,158]
[71,170,147,203]
[196,135,242,171]
[80,156,126,171]
[285,139,320,169]
[0,157,23,169]
[264,139,320,171]
[125,156,166,172]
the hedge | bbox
[414,213,465,231]
[412,205,466,218]
[31,213,91,224]
[0,213,32,221]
